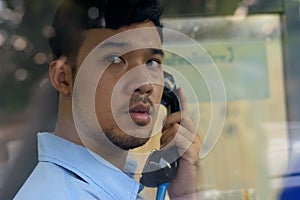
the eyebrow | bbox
[98,41,164,57]
[98,41,130,49]
[151,48,164,57]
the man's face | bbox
[75,21,164,150]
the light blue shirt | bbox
[14,132,143,200]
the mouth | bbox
[129,103,151,126]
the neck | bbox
[55,119,128,170]
[81,135,128,169]
[54,97,128,170]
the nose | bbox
[134,83,153,96]
[125,52,158,96]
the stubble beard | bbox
[103,127,151,150]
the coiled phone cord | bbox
[156,183,169,200]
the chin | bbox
[103,127,151,151]
[115,136,150,151]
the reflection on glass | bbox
[162,15,287,200]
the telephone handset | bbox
[140,71,181,199]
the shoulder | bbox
[14,162,71,199]
[14,162,113,200]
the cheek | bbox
[95,72,118,106]
[154,85,164,103]
[95,79,114,120]
[95,70,128,113]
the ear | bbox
[49,58,73,96]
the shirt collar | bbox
[37,132,141,200]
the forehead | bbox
[77,21,162,66]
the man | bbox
[14,0,201,199]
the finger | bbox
[160,123,178,148]
[173,128,201,161]
[161,123,197,151]
[178,87,188,112]
[177,87,197,133]
[176,125,197,145]
[160,132,190,162]
[162,110,196,132]
[163,112,181,131]
[180,112,196,133]
[163,111,196,134]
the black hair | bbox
[49,0,163,66]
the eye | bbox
[106,55,125,64]
[146,59,161,68]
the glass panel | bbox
[162,14,287,199]
[278,0,300,198]
[0,0,60,198]
[0,0,289,199]
[160,0,283,17]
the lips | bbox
[129,104,151,126]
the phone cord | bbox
[156,183,169,200]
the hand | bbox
[160,87,201,199]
